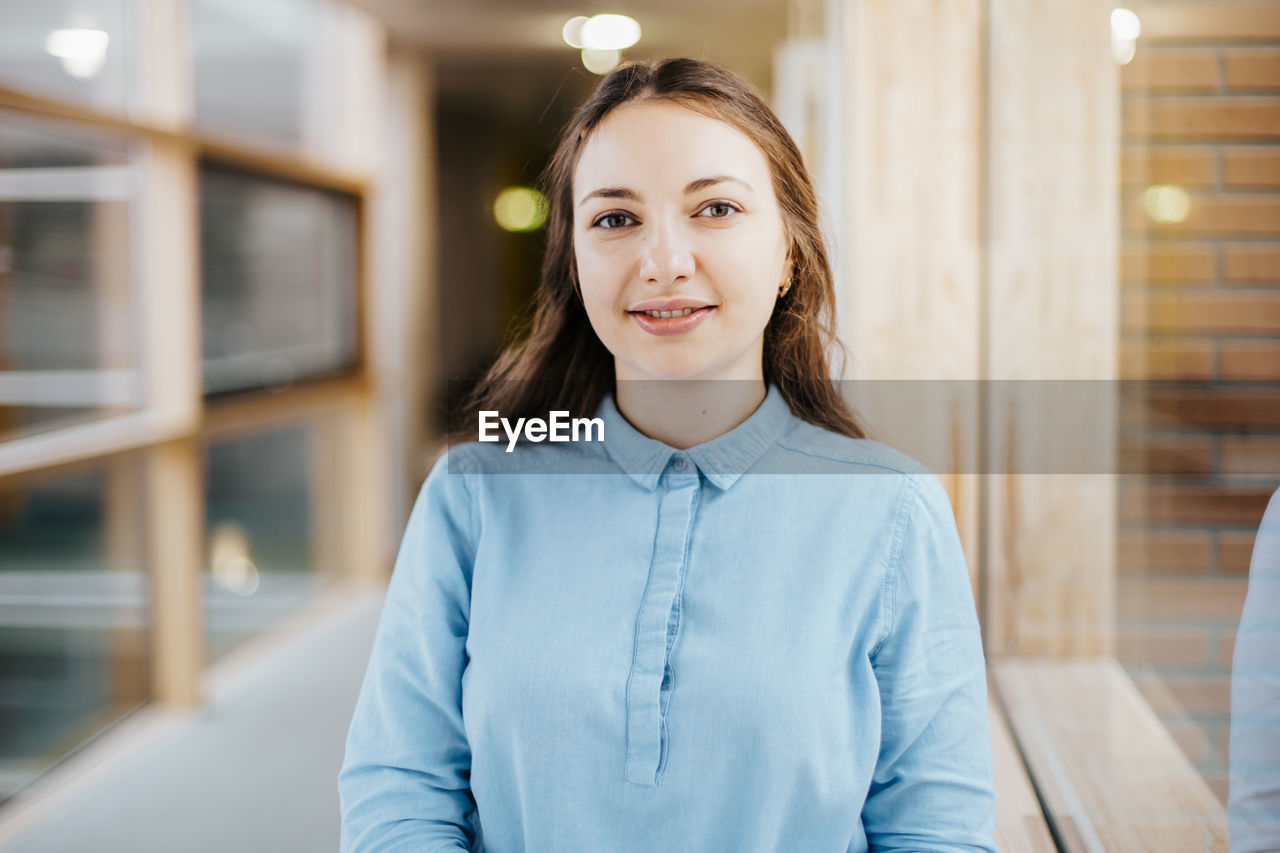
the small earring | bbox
[778,278,792,297]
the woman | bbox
[339,57,995,852]
[1229,485,1280,851]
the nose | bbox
[637,217,695,287]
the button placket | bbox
[624,456,699,787]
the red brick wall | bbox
[1119,0,1280,804]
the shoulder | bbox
[1249,485,1280,580]
[438,438,609,477]
[776,421,935,478]
[777,421,959,529]
[775,421,945,502]
[411,446,479,525]
[1262,485,1280,530]
[769,422,953,535]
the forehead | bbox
[573,101,772,193]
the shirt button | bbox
[671,455,687,472]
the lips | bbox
[629,304,715,336]
[627,297,716,313]
[633,306,703,319]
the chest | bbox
[461,475,892,731]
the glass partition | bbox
[0,0,133,115]
[1117,0,1280,805]
[0,458,148,803]
[198,162,359,396]
[0,110,139,441]
[0,0,382,828]
[191,0,318,150]
[203,421,333,660]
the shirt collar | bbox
[595,383,798,492]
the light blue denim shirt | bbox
[339,383,996,852]
[1229,486,1280,852]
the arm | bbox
[338,451,480,852]
[862,474,996,853]
[1228,487,1280,852]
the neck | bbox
[612,377,768,450]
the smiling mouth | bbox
[627,305,716,337]
[631,307,706,319]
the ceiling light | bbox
[494,187,548,232]
[562,16,589,48]
[1110,8,1141,41]
[582,48,622,75]
[581,14,641,51]
[46,28,110,80]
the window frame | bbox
[0,0,381,712]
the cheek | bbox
[575,242,629,309]
[573,246,624,335]
[575,260,609,312]
[721,216,786,271]
[716,235,785,305]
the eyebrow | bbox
[577,175,756,207]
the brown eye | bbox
[698,201,741,219]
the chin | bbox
[622,355,716,382]
[634,366,710,382]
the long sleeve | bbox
[1228,487,1280,852]
[862,474,996,852]
[339,451,480,853]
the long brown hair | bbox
[451,57,863,443]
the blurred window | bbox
[203,422,331,660]
[0,0,378,810]
[191,0,319,150]
[199,162,358,396]
[0,459,148,803]
[0,110,139,441]
[0,0,133,114]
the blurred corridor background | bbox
[0,0,1278,850]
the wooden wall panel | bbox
[839,0,982,382]
[138,135,203,704]
[838,0,984,600]
[984,0,1119,656]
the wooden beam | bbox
[201,376,368,440]
[983,0,1120,655]
[134,1,205,706]
[836,0,984,605]
[0,88,369,197]
[145,438,205,706]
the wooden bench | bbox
[991,684,1058,850]
[993,657,1229,852]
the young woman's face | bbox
[572,101,790,383]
